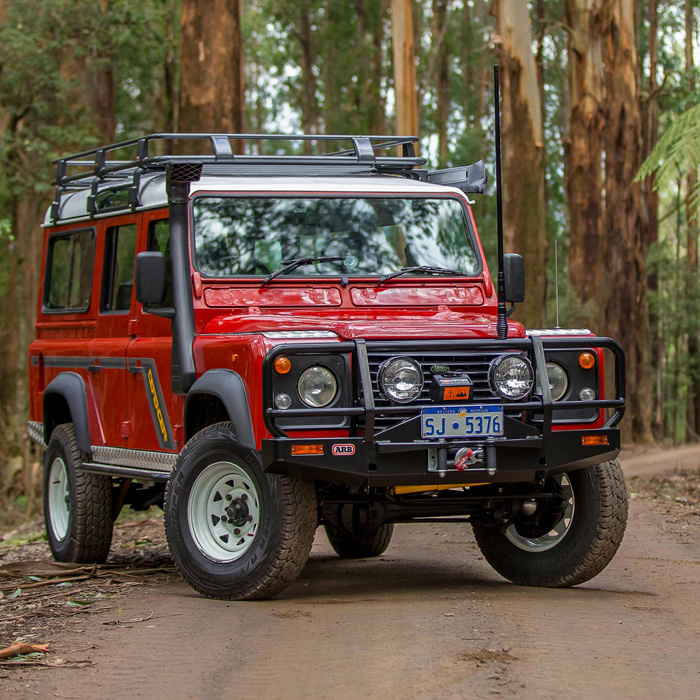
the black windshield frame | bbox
[188,192,484,281]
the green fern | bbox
[638,103,700,214]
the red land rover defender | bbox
[28,134,627,600]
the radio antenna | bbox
[555,239,560,329]
[493,65,508,340]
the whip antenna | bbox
[555,239,560,329]
[493,65,508,340]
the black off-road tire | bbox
[164,422,317,601]
[325,523,394,559]
[472,460,628,587]
[43,423,113,563]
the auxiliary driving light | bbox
[489,355,534,400]
[378,356,424,404]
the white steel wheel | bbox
[187,461,261,563]
[47,457,70,542]
[505,473,575,552]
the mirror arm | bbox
[506,302,516,318]
[142,303,176,320]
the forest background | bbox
[0,0,697,523]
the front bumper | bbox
[261,336,625,487]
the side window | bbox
[101,224,138,313]
[44,229,95,313]
[147,219,173,308]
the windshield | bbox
[192,196,481,278]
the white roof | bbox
[45,173,465,226]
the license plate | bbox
[421,405,504,439]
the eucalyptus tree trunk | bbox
[565,0,605,327]
[684,0,700,438]
[297,1,321,152]
[391,0,419,143]
[494,0,547,329]
[178,0,244,153]
[603,0,654,443]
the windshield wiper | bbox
[262,256,346,284]
[378,265,465,283]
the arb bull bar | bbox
[261,337,625,487]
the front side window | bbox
[45,229,95,312]
[192,196,481,279]
[101,224,138,313]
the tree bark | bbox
[684,0,700,438]
[603,0,654,443]
[178,0,244,154]
[565,0,605,327]
[494,0,548,329]
[297,1,320,152]
[391,0,419,144]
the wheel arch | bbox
[43,372,92,454]
[184,369,256,449]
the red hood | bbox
[200,308,526,339]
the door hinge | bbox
[128,319,140,336]
[121,421,131,438]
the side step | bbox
[79,462,170,483]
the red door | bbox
[88,216,139,448]
[125,210,183,454]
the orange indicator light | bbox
[291,444,324,456]
[579,352,596,370]
[274,356,292,374]
[582,435,608,446]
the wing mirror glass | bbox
[503,253,525,303]
[135,251,167,306]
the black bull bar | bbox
[261,336,625,486]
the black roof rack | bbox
[49,133,487,224]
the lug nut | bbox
[240,493,247,501]
[225,494,233,501]
[247,515,253,522]
[221,515,228,523]
[233,528,241,535]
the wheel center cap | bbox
[225,497,250,527]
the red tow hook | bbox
[453,448,474,471]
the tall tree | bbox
[565,0,605,328]
[178,0,244,151]
[432,0,450,165]
[494,0,548,329]
[391,0,419,142]
[684,0,700,438]
[603,0,654,443]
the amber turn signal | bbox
[582,435,608,446]
[274,356,292,374]
[579,352,596,370]
[291,444,324,456]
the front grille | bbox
[365,349,514,431]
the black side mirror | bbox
[135,252,167,306]
[503,253,525,303]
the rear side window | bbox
[101,224,138,313]
[147,219,173,308]
[44,229,95,313]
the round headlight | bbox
[535,362,569,401]
[378,356,424,404]
[297,366,338,407]
[489,355,534,400]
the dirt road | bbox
[3,458,700,699]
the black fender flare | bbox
[43,372,92,454]
[185,369,256,450]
